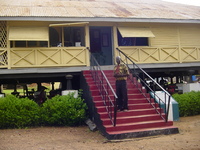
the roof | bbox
[0,0,200,23]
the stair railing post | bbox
[166,96,171,122]
[164,92,167,121]
[114,97,117,126]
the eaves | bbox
[0,16,200,24]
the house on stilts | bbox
[0,0,200,139]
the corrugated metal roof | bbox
[0,0,200,21]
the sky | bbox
[162,0,200,6]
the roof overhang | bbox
[1,17,200,24]
[49,22,89,27]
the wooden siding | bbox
[179,26,200,46]
[149,24,200,47]
[150,26,179,46]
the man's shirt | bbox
[113,64,129,80]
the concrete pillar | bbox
[188,70,195,83]
[51,82,55,90]
[37,82,42,91]
[66,75,73,90]
[176,76,179,83]
[0,84,2,93]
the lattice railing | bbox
[2,46,200,68]
[0,50,7,66]
[0,21,7,48]
[180,47,200,62]
[0,21,8,67]
[10,47,89,67]
[118,46,200,64]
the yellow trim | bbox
[9,27,49,41]
[49,22,89,27]
[118,27,155,38]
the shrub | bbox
[40,93,88,126]
[173,91,200,117]
[0,95,40,129]
[0,92,88,129]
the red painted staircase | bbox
[82,70,179,140]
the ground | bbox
[0,115,200,150]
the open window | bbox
[9,27,49,47]
[117,27,155,46]
[49,22,88,47]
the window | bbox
[9,27,49,48]
[49,22,88,47]
[49,27,85,47]
[11,41,48,48]
[117,27,155,46]
[64,27,85,47]
[118,31,149,46]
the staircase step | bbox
[85,77,94,82]
[105,120,173,132]
[88,85,98,90]
[90,89,140,96]
[129,103,158,109]
[93,98,149,105]
[107,125,178,135]
[91,90,100,95]
[98,108,160,118]
[128,94,149,99]
[102,114,165,125]
[96,102,157,112]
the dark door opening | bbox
[89,27,113,66]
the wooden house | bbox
[0,0,200,139]
[0,0,200,80]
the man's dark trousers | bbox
[116,80,128,110]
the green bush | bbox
[173,91,200,117]
[40,93,88,126]
[0,92,88,129]
[0,95,40,129]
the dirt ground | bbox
[0,115,200,150]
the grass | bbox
[3,84,51,96]
[3,89,24,95]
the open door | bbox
[90,27,113,66]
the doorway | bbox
[89,27,113,66]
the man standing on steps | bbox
[113,56,129,112]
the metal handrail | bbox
[87,48,117,126]
[116,48,171,122]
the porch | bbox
[0,46,200,69]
